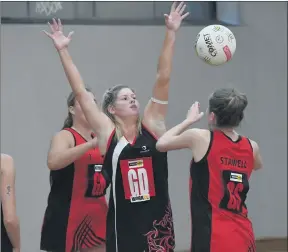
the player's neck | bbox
[71,123,92,141]
[119,121,138,142]
[218,128,238,138]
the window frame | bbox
[1,1,240,26]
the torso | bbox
[41,128,108,252]
[189,130,256,252]
[103,124,175,252]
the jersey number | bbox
[219,170,249,215]
[120,157,156,203]
[85,164,108,198]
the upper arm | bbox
[250,139,263,170]
[0,154,17,220]
[143,100,167,138]
[77,92,114,137]
[142,30,176,137]
[47,130,74,163]
[142,78,169,138]
[156,128,201,152]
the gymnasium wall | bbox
[1,2,287,251]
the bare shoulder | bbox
[1,154,15,174]
[1,153,13,162]
[184,128,210,149]
[248,138,260,153]
[51,130,75,146]
[247,138,263,170]
[189,128,210,140]
[54,129,74,139]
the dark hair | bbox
[209,88,248,128]
[102,85,141,140]
[62,88,93,129]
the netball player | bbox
[156,88,263,252]
[40,90,108,252]
[44,2,188,251]
[1,154,21,252]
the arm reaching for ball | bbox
[43,19,114,154]
[143,2,189,139]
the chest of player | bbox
[75,147,103,167]
[73,142,107,198]
[114,136,168,204]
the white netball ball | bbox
[194,24,236,66]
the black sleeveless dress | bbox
[103,124,175,252]
[1,205,13,252]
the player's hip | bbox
[190,222,255,252]
[106,229,175,252]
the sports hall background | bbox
[1,1,287,251]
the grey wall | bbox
[1,2,287,251]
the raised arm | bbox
[44,19,114,149]
[47,130,98,170]
[143,2,189,138]
[0,154,20,252]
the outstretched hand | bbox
[164,2,189,32]
[43,18,74,51]
[186,102,204,124]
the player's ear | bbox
[69,106,75,115]
[108,104,116,115]
[208,111,216,124]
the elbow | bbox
[4,216,19,228]
[47,157,70,171]
[75,91,86,100]
[76,92,93,108]
[156,72,170,85]
[254,163,263,171]
[47,158,59,171]
[156,140,168,152]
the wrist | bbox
[166,29,176,39]
[57,47,68,54]
[183,119,194,127]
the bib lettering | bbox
[120,157,155,203]
[219,170,249,215]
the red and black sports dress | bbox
[103,124,175,252]
[41,128,109,252]
[190,130,256,252]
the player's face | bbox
[73,92,96,126]
[112,88,140,118]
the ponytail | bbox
[62,113,73,129]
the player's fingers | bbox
[52,18,58,31]
[58,18,63,31]
[43,30,52,38]
[170,2,177,12]
[181,12,190,20]
[179,4,186,15]
[176,2,184,13]
[47,22,55,32]
[68,31,74,39]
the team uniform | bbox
[103,124,175,252]
[190,130,256,252]
[41,128,109,252]
[1,206,13,252]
